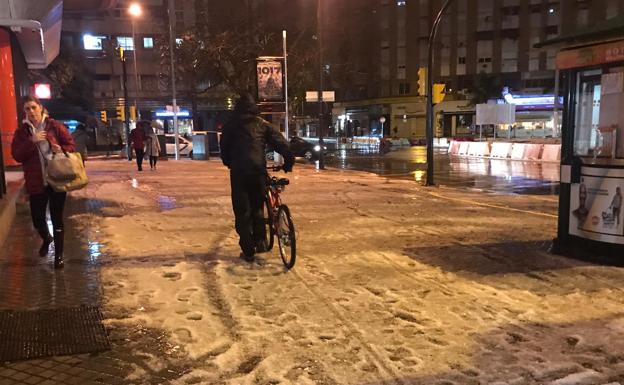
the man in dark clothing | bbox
[220,93,294,261]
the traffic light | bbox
[129,106,137,121]
[417,67,427,96]
[100,111,107,122]
[433,83,446,104]
[116,105,125,121]
[115,46,125,61]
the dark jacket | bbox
[129,128,146,150]
[220,114,294,175]
[11,118,76,195]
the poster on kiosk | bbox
[570,170,624,245]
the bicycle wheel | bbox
[263,196,275,251]
[277,205,296,269]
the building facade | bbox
[334,0,624,139]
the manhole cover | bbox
[0,306,110,362]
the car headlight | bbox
[314,145,321,151]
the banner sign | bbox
[256,59,284,103]
[569,167,624,245]
[476,103,515,125]
[556,39,624,70]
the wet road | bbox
[321,145,560,196]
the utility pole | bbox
[426,0,452,186]
[118,47,131,160]
[317,0,325,169]
[168,0,180,160]
[283,30,289,139]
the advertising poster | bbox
[256,60,284,102]
[569,168,624,245]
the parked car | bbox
[267,136,326,162]
[164,134,193,157]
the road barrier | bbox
[541,144,561,162]
[450,140,561,164]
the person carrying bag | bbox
[11,96,77,268]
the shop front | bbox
[547,37,624,259]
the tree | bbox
[469,72,503,105]
[29,45,94,111]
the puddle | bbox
[158,195,179,211]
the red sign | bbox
[556,39,624,70]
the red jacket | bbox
[11,118,76,195]
[129,128,146,150]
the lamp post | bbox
[425,0,453,186]
[167,0,180,160]
[316,0,325,169]
[128,3,142,120]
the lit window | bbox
[143,37,154,49]
[397,0,406,5]
[83,35,106,50]
[117,36,134,51]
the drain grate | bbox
[0,306,111,362]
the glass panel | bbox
[573,67,624,159]
[573,69,602,156]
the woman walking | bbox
[11,96,75,268]
[142,121,161,170]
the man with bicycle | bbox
[220,93,294,262]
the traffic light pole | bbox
[122,53,131,160]
[317,0,325,170]
[426,0,452,186]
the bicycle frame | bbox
[265,176,284,224]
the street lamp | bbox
[316,0,325,169]
[425,0,452,186]
[128,2,142,120]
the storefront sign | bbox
[256,59,284,102]
[569,167,624,245]
[557,39,624,70]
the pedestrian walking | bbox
[610,186,622,226]
[129,123,146,171]
[142,121,161,170]
[10,95,75,268]
[220,93,294,262]
[72,123,88,165]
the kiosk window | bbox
[573,67,624,159]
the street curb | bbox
[0,178,24,250]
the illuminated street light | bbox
[128,3,142,17]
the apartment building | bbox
[334,0,624,139]
[61,0,206,134]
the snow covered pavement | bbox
[28,159,624,384]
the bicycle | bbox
[262,165,296,269]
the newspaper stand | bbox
[540,33,624,260]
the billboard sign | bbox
[256,59,284,102]
[569,167,624,245]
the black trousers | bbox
[29,186,66,240]
[149,156,158,168]
[230,172,266,256]
[134,148,145,170]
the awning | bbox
[0,0,63,69]
[535,15,624,48]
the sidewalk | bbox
[0,159,623,385]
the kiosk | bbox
[539,28,624,259]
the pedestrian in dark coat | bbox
[11,95,75,268]
[129,124,146,171]
[220,93,294,261]
[72,123,88,164]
